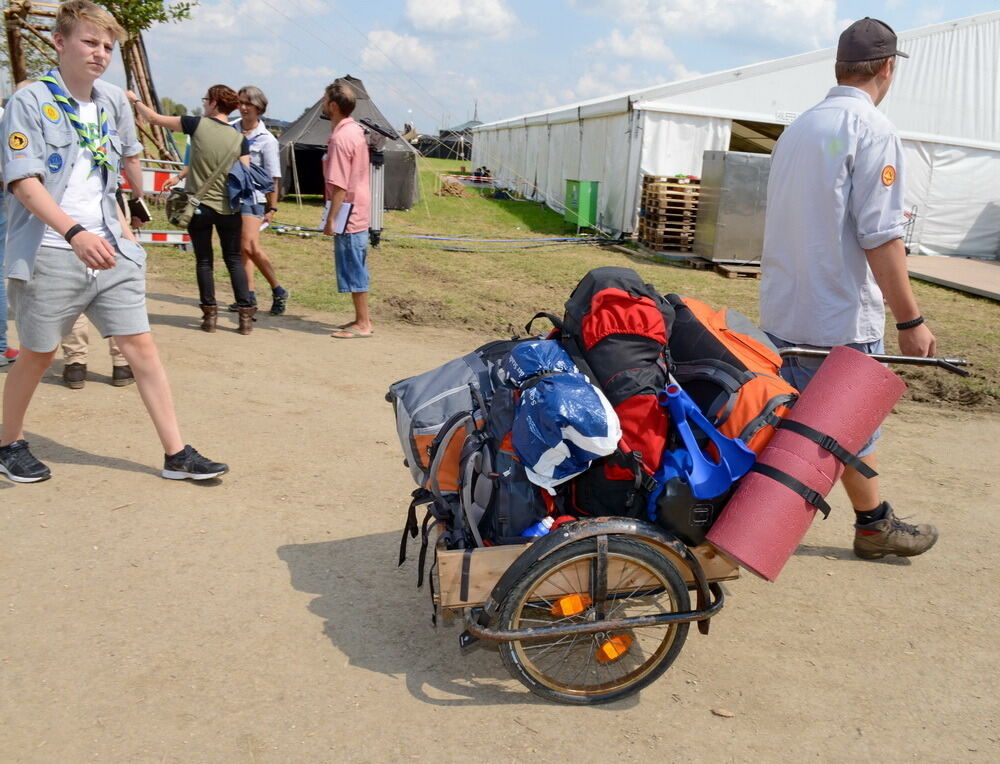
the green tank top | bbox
[187,117,243,214]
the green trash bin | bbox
[564,180,599,228]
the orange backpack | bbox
[665,295,797,454]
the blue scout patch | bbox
[47,153,63,172]
[42,102,62,123]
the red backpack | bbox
[533,267,675,516]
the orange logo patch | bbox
[881,165,896,186]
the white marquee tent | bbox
[472,12,1000,258]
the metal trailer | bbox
[419,350,968,705]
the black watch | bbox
[265,206,278,213]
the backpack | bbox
[665,295,798,454]
[643,295,797,545]
[387,340,545,590]
[535,267,676,516]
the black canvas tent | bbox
[278,76,420,210]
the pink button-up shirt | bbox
[323,117,371,234]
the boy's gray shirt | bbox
[1,70,145,280]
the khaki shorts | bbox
[8,244,150,353]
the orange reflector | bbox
[550,593,592,617]
[596,633,634,664]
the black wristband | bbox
[64,224,86,244]
[895,315,925,331]
[266,206,277,213]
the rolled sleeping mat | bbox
[706,345,906,581]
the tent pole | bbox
[290,141,303,209]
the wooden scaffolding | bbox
[3,0,180,161]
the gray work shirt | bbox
[759,86,907,346]
[1,71,145,280]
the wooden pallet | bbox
[714,262,761,279]
[639,196,698,210]
[638,221,695,234]
[641,188,700,200]
[643,175,700,187]
[640,239,694,253]
[639,208,698,223]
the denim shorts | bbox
[8,245,150,352]
[333,231,369,293]
[765,333,884,457]
[239,201,265,217]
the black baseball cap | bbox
[837,17,909,62]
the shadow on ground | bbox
[795,543,912,567]
[277,532,641,709]
[146,293,342,336]
[20,430,158,477]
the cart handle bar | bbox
[778,347,970,377]
[463,583,725,644]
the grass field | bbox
[144,157,999,410]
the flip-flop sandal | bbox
[331,327,374,339]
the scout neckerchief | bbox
[38,70,113,173]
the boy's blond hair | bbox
[55,0,127,43]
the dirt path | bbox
[2,281,998,763]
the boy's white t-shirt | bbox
[41,101,113,250]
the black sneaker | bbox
[0,440,52,483]
[269,287,290,316]
[162,445,229,481]
[228,291,256,312]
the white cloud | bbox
[593,28,678,61]
[242,54,273,78]
[570,0,838,48]
[405,0,517,39]
[361,30,437,73]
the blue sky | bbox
[102,0,997,131]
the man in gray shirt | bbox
[760,18,937,560]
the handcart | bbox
[424,350,969,705]
[432,517,736,705]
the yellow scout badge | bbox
[8,132,28,150]
[881,165,896,186]
[42,102,62,123]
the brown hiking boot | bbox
[63,362,87,389]
[854,503,939,559]
[111,365,135,387]
[237,305,257,335]
[200,305,218,333]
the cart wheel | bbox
[497,537,689,705]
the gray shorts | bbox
[8,244,150,353]
[766,332,884,457]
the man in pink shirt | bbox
[321,81,373,339]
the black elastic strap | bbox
[416,511,435,588]
[398,491,426,567]
[777,419,877,478]
[751,462,831,518]
[524,311,563,335]
[460,547,474,603]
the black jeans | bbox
[187,205,252,307]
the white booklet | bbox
[320,201,353,234]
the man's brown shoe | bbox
[854,503,939,559]
[111,365,135,387]
[63,362,87,389]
